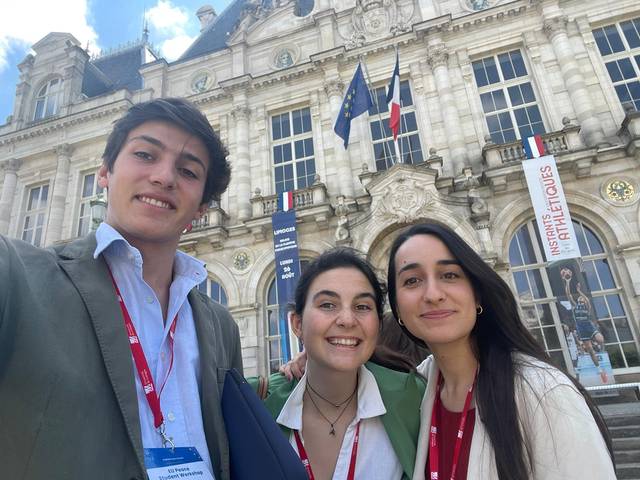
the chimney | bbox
[196,5,217,31]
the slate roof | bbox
[180,0,251,62]
[81,44,157,98]
[179,0,315,63]
[80,0,315,97]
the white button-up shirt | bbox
[95,223,213,475]
[277,365,403,480]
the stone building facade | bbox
[1,0,639,379]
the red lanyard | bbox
[293,422,360,480]
[428,371,477,480]
[107,268,178,443]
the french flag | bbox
[386,52,401,140]
[522,135,545,159]
[277,190,294,212]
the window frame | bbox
[508,219,640,373]
[592,17,640,112]
[264,260,308,374]
[21,183,50,247]
[270,107,316,196]
[367,79,425,171]
[472,50,546,144]
[76,171,104,238]
[33,78,64,121]
[197,277,228,306]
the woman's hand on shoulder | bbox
[279,350,307,381]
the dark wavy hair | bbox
[102,97,230,203]
[386,222,613,479]
[293,247,385,320]
[293,248,418,372]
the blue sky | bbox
[0,0,234,123]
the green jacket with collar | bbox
[249,362,425,479]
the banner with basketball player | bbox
[547,259,615,387]
[522,135,614,386]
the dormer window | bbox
[33,78,63,121]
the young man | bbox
[0,98,243,480]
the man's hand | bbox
[279,350,307,381]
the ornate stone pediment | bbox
[364,163,440,224]
[340,0,415,49]
[228,1,309,46]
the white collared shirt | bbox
[277,365,403,480]
[94,223,214,475]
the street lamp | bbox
[90,191,107,231]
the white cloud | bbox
[0,0,99,72]
[147,0,196,61]
[161,34,196,61]
[147,0,189,34]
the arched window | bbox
[34,78,63,121]
[198,278,228,306]
[509,219,639,371]
[265,260,309,373]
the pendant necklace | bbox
[305,383,357,436]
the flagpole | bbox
[359,55,396,167]
[394,45,405,164]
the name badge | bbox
[144,447,215,480]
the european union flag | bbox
[334,63,373,149]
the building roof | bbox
[180,0,251,62]
[81,42,158,98]
[179,0,315,63]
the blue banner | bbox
[271,209,301,363]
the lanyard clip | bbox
[158,423,175,451]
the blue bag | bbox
[221,368,308,480]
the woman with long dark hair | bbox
[253,248,425,479]
[387,222,615,480]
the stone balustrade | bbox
[251,182,328,217]
[482,119,582,168]
[191,202,227,231]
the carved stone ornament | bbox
[543,16,569,41]
[1,158,22,173]
[371,178,435,223]
[324,80,345,99]
[601,177,639,206]
[232,248,253,272]
[271,45,299,70]
[191,70,214,94]
[461,0,500,12]
[341,0,414,49]
[334,195,351,244]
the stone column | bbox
[232,106,252,221]
[324,79,355,198]
[45,143,73,245]
[0,158,21,234]
[543,16,606,146]
[427,42,468,176]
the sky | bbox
[0,0,234,123]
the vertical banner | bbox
[522,155,581,261]
[523,151,614,386]
[271,209,301,364]
[547,259,615,386]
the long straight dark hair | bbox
[386,222,613,479]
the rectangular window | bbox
[22,184,49,247]
[76,172,104,237]
[271,107,315,195]
[593,17,640,112]
[472,50,545,144]
[368,80,423,171]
